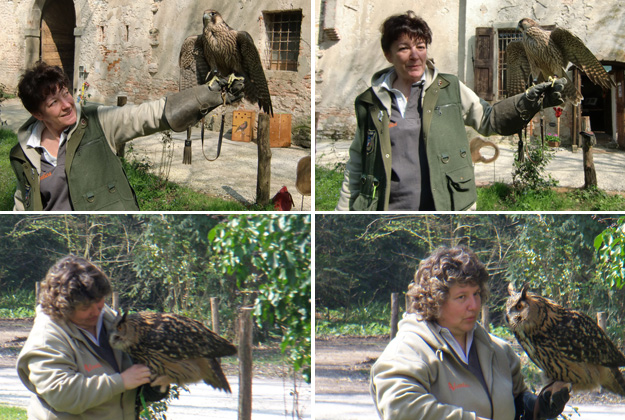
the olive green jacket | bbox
[17,305,136,420]
[371,316,528,420]
[10,99,168,211]
[336,62,525,211]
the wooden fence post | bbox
[390,293,399,341]
[112,292,120,312]
[481,306,490,333]
[35,282,40,306]
[597,311,607,331]
[256,114,271,206]
[210,297,220,334]
[238,307,253,420]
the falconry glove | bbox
[163,77,244,132]
[520,79,566,118]
[489,78,565,136]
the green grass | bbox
[316,302,391,337]
[0,129,19,210]
[314,163,625,211]
[0,289,36,318]
[315,163,344,210]
[122,159,268,211]
[477,182,625,211]
[0,405,27,419]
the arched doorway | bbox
[40,0,76,88]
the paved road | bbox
[316,139,625,193]
[0,367,310,419]
[314,392,625,420]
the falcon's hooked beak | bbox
[203,10,219,26]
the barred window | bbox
[264,10,302,71]
[497,30,523,99]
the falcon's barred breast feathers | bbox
[179,9,273,116]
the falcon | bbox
[506,18,614,105]
[179,9,273,116]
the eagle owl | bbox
[506,284,625,396]
[179,9,273,116]
[109,312,237,392]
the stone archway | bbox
[40,0,76,88]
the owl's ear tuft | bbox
[520,283,530,298]
[507,283,516,296]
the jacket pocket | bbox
[351,174,380,211]
[81,182,126,211]
[445,165,476,211]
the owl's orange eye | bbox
[516,303,524,310]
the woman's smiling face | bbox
[33,85,77,132]
[384,33,428,84]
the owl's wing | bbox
[551,310,625,367]
[149,314,237,360]
[505,41,532,96]
[179,35,211,91]
[236,31,273,116]
[550,28,614,90]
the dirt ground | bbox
[315,335,625,406]
[0,318,32,368]
[315,336,387,394]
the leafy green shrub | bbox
[512,140,558,191]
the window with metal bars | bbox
[497,30,523,99]
[264,10,303,71]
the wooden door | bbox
[40,0,76,87]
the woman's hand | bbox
[121,364,152,390]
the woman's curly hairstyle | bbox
[39,255,111,321]
[406,246,489,321]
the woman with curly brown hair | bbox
[370,246,569,420]
[17,255,166,420]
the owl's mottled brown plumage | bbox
[109,312,237,392]
[506,284,625,396]
[179,9,273,116]
[506,18,614,105]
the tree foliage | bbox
[0,214,311,351]
[594,215,625,289]
[316,214,625,343]
[209,215,311,382]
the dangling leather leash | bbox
[201,112,224,161]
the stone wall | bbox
[315,0,625,143]
[0,0,311,123]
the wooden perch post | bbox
[256,114,272,206]
[580,131,598,189]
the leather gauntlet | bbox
[163,78,244,132]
